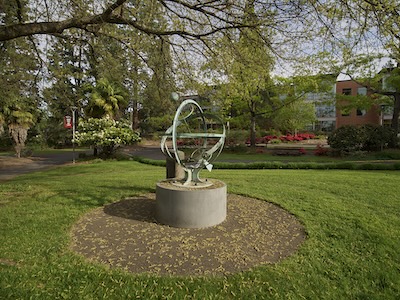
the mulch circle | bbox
[70,194,306,276]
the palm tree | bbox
[86,78,127,119]
[6,106,35,158]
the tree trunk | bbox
[250,112,256,148]
[9,124,28,158]
[391,94,400,135]
[132,65,140,130]
[132,106,139,130]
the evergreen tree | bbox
[0,26,40,155]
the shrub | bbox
[376,149,400,159]
[328,125,365,154]
[227,130,248,146]
[140,115,173,134]
[226,144,248,153]
[361,124,397,151]
[269,138,282,144]
[328,125,398,155]
[75,117,140,157]
[245,132,318,144]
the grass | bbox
[0,161,400,299]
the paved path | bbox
[0,150,89,181]
[126,145,165,160]
[0,146,167,181]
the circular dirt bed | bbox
[70,194,306,276]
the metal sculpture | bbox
[161,97,225,187]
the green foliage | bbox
[75,118,140,157]
[383,67,400,92]
[141,37,176,119]
[328,125,399,154]
[201,3,276,147]
[225,130,249,147]
[273,100,317,134]
[215,161,400,170]
[328,125,366,154]
[361,124,398,150]
[375,149,400,159]
[228,115,251,130]
[86,78,128,119]
[0,36,39,156]
[140,114,174,134]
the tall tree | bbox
[0,23,40,155]
[42,33,93,146]
[273,100,317,135]
[202,1,275,147]
[142,36,176,119]
[44,34,91,113]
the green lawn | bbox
[0,161,399,299]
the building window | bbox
[357,87,367,95]
[356,109,366,116]
[341,88,352,116]
[342,88,352,95]
[341,110,350,117]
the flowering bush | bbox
[74,117,140,156]
[245,133,316,144]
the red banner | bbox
[64,116,72,129]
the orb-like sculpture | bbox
[160,99,225,187]
[156,97,227,228]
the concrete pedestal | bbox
[166,150,185,179]
[156,179,227,228]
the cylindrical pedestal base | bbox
[156,179,227,228]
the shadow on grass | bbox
[57,185,156,208]
[7,171,156,208]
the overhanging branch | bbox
[0,0,256,42]
[0,0,128,41]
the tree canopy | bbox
[0,0,266,41]
[2,0,400,152]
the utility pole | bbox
[71,106,78,164]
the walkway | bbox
[0,150,88,181]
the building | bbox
[335,80,382,128]
[305,88,336,132]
